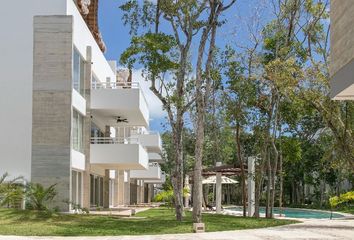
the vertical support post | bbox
[82,46,92,209]
[147,184,152,203]
[184,174,190,207]
[216,172,222,213]
[103,170,110,208]
[140,180,145,203]
[248,157,255,217]
[113,170,119,207]
[118,170,125,205]
[104,126,110,137]
[124,171,131,205]
[136,180,141,203]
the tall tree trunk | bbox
[236,122,247,217]
[270,95,280,218]
[266,146,272,218]
[255,145,266,218]
[171,123,184,221]
[279,152,283,216]
[193,101,204,223]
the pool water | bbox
[226,206,344,219]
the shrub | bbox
[0,172,24,208]
[153,187,190,208]
[329,191,354,208]
[26,183,57,211]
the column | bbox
[118,170,125,205]
[140,180,145,203]
[103,169,110,208]
[248,157,255,217]
[82,46,92,209]
[104,125,110,137]
[136,180,141,203]
[216,172,222,213]
[124,171,131,205]
[147,184,152,203]
[113,170,119,207]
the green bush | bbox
[0,173,24,208]
[153,187,190,208]
[26,183,57,211]
[329,191,354,208]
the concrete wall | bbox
[330,0,354,77]
[330,0,354,99]
[32,16,73,211]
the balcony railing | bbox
[116,127,160,136]
[91,81,140,89]
[91,137,140,144]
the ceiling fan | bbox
[115,116,128,123]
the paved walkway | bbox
[1,218,353,240]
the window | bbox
[71,170,82,207]
[72,110,84,153]
[73,48,85,96]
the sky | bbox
[98,0,273,132]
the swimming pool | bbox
[226,206,344,219]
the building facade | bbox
[0,0,165,211]
[330,0,354,99]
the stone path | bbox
[1,218,353,240]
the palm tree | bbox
[0,172,24,208]
[26,183,57,210]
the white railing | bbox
[116,127,160,136]
[90,137,140,144]
[91,81,140,89]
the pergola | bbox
[189,164,248,213]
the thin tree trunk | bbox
[270,95,280,218]
[279,152,283,216]
[255,144,266,218]
[266,146,271,218]
[171,126,184,221]
[193,108,204,223]
[236,122,247,217]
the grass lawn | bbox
[0,208,297,236]
[339,208,354,215]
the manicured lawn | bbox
[0,208,297,236]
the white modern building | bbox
[0,0,165,211]
[330,0,354,99]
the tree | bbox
[223,47,257,217]
[120,0,236,222]
[192,0,237,223]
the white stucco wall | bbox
[0,0,67,180]
[0,0,115,180]
[66,0,115,83]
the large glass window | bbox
[72,110,84,153]
[73,48,85,96]
[71,170,83,207]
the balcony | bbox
[144,171,166,184]
[130,163,162,180]
[148,152,164,163]
[134,131,162,153]
[91,82,149,127]
[90,137,149,170]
